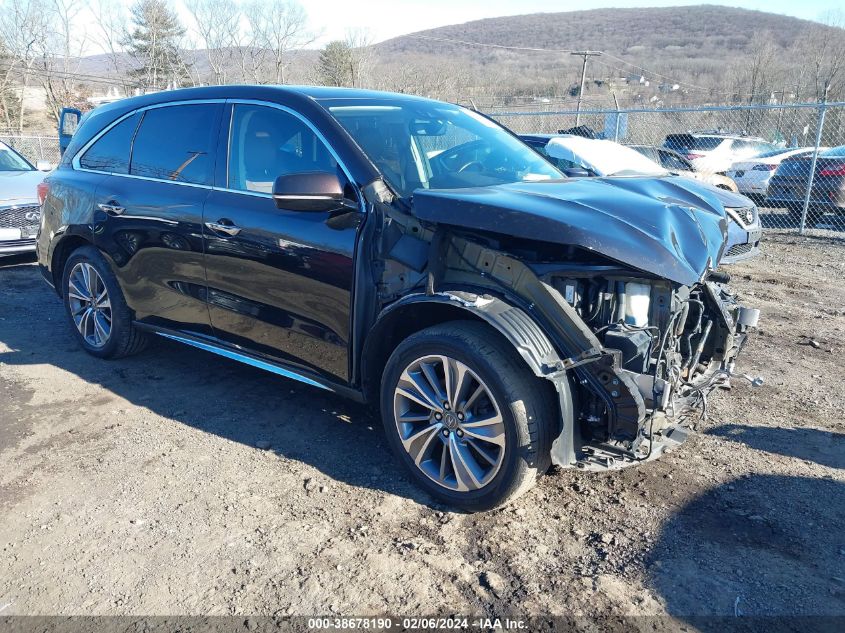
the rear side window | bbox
[660,150,690,171]
[131,104,219,185]
[688,137,723,151]
[79,113,141,174]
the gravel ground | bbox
[1,232,844,625]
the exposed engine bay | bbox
[543,268,760,468]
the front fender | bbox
[365,291,580,466]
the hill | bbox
[373,5,841,105]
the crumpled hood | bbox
[0,170,45,205]
[412,176,729,286]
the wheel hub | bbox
[393,354,506,492]
[67,262,112,349]
[443,411,460,430]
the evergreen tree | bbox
[124,0,188,91]
[318,41,354,87]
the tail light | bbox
[686,153,704,160]
[37,181,49,205]
[819,164,845,177]
[752,164,777,171]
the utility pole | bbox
[571,51,601,127]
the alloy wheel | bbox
[67,262,112,348]
[393,355,506,492]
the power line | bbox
[0,62,139,87]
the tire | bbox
[785,204,822,227]
[61,245,148,359]
[380,321,557,512]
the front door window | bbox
[227,104,338,194]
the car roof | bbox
[89,85,448,117]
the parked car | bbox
[726,147,820,200]
[628,144,740,192]
[0,141,51,257]
[766,146,845,224]
[520,134,761,263]
[40,87,758,511]
[663,133,778,174]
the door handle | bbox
[97,202,125,215]
[205,220,242,236]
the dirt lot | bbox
[1,232,844,625]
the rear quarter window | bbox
[130,104,220,185]
[79,113,142,174]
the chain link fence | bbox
[488,102,845,236]
[0,134,61,168]
[4,104,845,236]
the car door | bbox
[91,102,223,336]
[202,101,363,383]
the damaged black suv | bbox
[38,87,758,511]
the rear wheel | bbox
[380,321,557,511]
[62,245,148,359]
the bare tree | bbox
[0,0,51,131]
[244,0,314,84]
[185,0,242,84]
[344,28,373,89]
[792,11,845,102]
[91,0,135,95]
[35,0,90,122]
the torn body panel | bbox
[365,179,758,472]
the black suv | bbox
[38,86,758,511]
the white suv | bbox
[664,133,777,175]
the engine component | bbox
[603,325,653,374]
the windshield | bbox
[327,102,562,199]
[0,143,34,171]
[546,137,669,177]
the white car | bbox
[726,147,821,199]
[664,133,778,174]
[0,142,50,257]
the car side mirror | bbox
[36,160,53,172]
[563,167,592,178]
[273,171,354,212]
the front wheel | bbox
[380,322,557,511]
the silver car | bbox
[0,141,49,257]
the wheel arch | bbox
[50,233,94,295]
[361,291,564,403]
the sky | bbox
[296,0,845,44]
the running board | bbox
[155,331,333,391]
